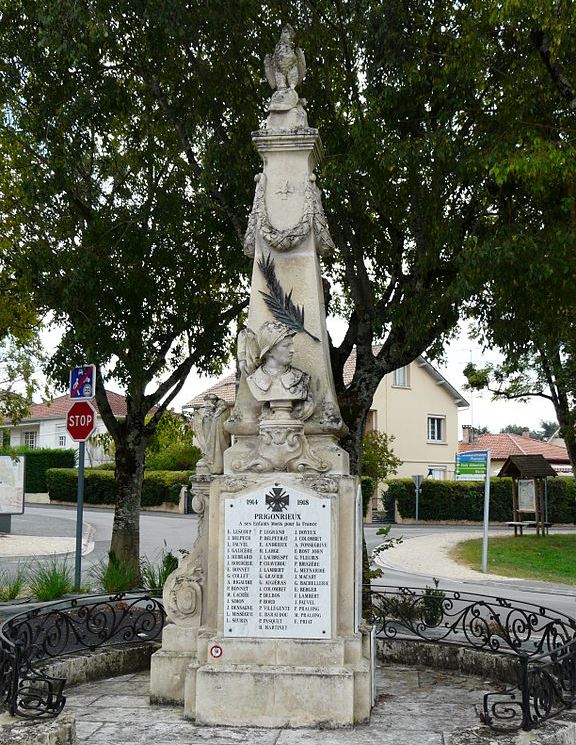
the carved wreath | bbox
[244,173,335,257]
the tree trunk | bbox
[110,433,146,571]
[556,409,576,478]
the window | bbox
[392,366,409,387]
[23,431,37,448]
[427,416,445,442]
[428,466,446,480]
[56,425,67,448]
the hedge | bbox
[0,448,76,493]
[386,477,576,523]
[46,468,192,507]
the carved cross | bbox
[276,180,295,200]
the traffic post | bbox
[411,474,423,526]
[456,450,491,573]
[66,398,97,590]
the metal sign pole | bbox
[412,475,423,527]
[74,441,85,590]
[481,451,491,573]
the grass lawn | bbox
[450,533,576,584]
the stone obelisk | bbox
[150,25,373,727]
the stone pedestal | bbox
[179,473,370,726]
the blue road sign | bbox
[69,365,96,400]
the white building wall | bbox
[371,362,462,480]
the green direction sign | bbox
[455,451,489,481]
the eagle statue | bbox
[264,24,306,92]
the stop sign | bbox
[66,401,97,442]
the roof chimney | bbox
[462,425,476,444]
[521,427,530,438]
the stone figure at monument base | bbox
[150,24,373,727]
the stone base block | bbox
[150,649,195,705]
[0,712,75,744]
[191,663,370,727]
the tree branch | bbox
[531,29,576,109]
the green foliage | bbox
[457,2,576,474]
[29,558,74,601]
[362,432,402,483]
[422,579,445,627]
[0,448,76,493]
[0,564,27,601]
[388,477,576,523]
[46,468,191,507]
[497,422,558,441]
[90,552,139,594]
[140,545,179,595]
[146,411,194,453]
[360,476,374,518]
[145,411,200,470]
[500,424,532,436]
[146,444,201,472]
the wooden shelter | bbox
[497,455,557,536]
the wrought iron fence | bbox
[0,593,165,719]
[368,585,576,732]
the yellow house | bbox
[184,354,468,482]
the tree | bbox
[0,1,253,565]
[500,425,529,436]
[0,248,42,424]
[461,2,576,475]
[362,431,402,483]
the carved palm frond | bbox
[257,253,320,342]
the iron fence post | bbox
[519,654,531,731]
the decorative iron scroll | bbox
[368,585,576,733]
[0,593,165,719]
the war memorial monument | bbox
[150,25,373,727]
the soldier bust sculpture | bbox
[244,321,314,420]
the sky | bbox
[39,317,557,439]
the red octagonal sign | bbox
[66,401,97,442]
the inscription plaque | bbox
[224,483,331,639]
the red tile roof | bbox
[459,433,569,463]
[184,375,237,409]
[14,390,128,422]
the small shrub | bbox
[29,558,74,601]
[146,444,201,471]
[140,544,178,594]
[0,564,28,601]
[90,551,139,593]
[421,578,445,627]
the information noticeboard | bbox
[517,479,536,512]
[0,456,25,515]
[223,483,331,639]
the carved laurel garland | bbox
[243,173,335,257]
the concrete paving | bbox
[65,663,490,744]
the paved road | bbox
[3,506,575,617]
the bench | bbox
[507,521,552,536]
